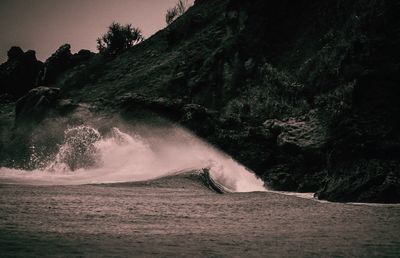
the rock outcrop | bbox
[263,116,326,151]
[7,46,24,60]
[0,47,43,97]
[15,86,60,122]
[38,44,94,85]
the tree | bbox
[97,22,144,55]
[166,0,190,25]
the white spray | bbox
[0,124,266,192]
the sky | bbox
[0,0,194,64]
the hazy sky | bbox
[0,0,194,63]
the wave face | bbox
[0,124,266,192]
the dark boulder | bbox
[71,49,94,63]
[263,116,327,152]
[117,93,219,136]
[15,86,60,122]
[39,44,73,85]
[117,93,184,120]
[7,46,24,61]
[261,115,327,192]
[38,45,95,85]
[317,160,400,203]
[180,104,218,136]
[0,47,43,97]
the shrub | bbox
[223,63,307,123]
[97,22,144,55]
[166,0,190,25]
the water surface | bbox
[1,125,399,257]
[1,175,399,257]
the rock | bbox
[218,115,241,128]
[71,49,94,63]
[246,126,274,142]
[181,104,209,120]
[316,160,400,203]
[7,46,24,61]
[0,93,13,104]
[117,93,185,120]
[264,165,298,191]
[180,104,218,136]
[57,99,79,114]
[39,44,73,85]
[119,93,183,110]
[263,116,326,151]
[15,86,60,122]
[0,47,43,97]
[118,93,218,136]
[76,49,93,57]
[244,58,255,72]
[264,163,325,192]
[37,45,94,85]
[261,115,327,192]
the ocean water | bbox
[0,125,399,257]
[1,178,400,258]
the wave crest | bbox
[0,125,266,192]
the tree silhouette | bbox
[97,22,144,55]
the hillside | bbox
[1,0,399,203]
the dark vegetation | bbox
[166,0,191,25]
[0,0,399,203]
[97,22,144,55]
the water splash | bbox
[0,125,266,192]
[46,125,101,172]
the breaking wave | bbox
[0,125,266,193]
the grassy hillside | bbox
[1,0,399,203]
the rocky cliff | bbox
[0,0,399,203]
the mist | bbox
[0,116,266,192]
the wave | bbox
[102,169,233,194]
[0,125,266,193]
